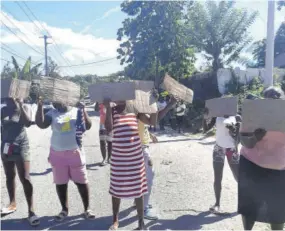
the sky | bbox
[0,1,285,77]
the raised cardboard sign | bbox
[162,74,194,103]
[132,80,158,114]
[242,99,285,133]
[205,97,238,118]
[39,77,80,106]
[88,82,135,103]
[1,79,31,99]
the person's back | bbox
[215,117,236,149]
[241,131,285,170]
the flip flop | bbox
[100,161,107,166]
[84,210,96,220]
[109,224,119,230]
[1,207,17,215]
[27,215,40,226]
[55,210,68,222]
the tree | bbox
[275,22,285,57]
[185,1,258,72]
[1,56,42,80]
[247,22,285,68]
[47,57,61,78]
[117,1,196,83]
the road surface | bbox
[1,108,268,230]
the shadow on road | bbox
[146,211,238,230]
[1,207,139,230]
[86,162,101,171]
[198,141,216,145]
[30,168,52,176]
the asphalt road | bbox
[1,108,267,230]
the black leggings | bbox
[2,158,34,216]
[176,116,183,131]
[99,141,112,161]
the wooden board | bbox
[132,80,158,114]
[1,79,31,99]
[205,97,238,118]
[88,82,135,103]
[39,77,80,106]
[162,74,194,103]
[242,99,285,133]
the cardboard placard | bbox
[39,77,80,106]
[162,74,194,103]
[241,99,285,133]
[1,79,31,99]
[132,80,158,114]
[205,97,238,118]
[88,82,135,103]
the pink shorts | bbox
[49,148,88,185]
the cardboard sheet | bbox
[162,74,194,103]
[132,80,158,114]
[242,99,285,133]
[88,82,135,103]
[1,79,31,99]
[39,77,80,106]
[205,97,238,118]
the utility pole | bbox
[265,0,275,87]
[40,35,51,76]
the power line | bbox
[1,20,44,56]
[57,57,117,68]
[14,2,43,35]
[1,46,40,66]
[22,2,75,76]
[1,58,23,67]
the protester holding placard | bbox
[1,98,40,226]
[238,87,285,230]
[104,99,157,230]
[134,95,177,221]
[35,99,95,221]
[203,109,241,214]
[98,103,112,166]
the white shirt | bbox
[215,116,236,149]
[46,107,79,151]
[175,104,186,116]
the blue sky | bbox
[1,1,285,77]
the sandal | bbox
[109,223,119,230]
[55,210,68,222]
[84,210,95,220]
[1,207,17,215]
[27,215,40,226]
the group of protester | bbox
[203,86,285,230]
[150,92,186,133]
[1,84,285,230]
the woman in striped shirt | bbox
[104,99,156,230]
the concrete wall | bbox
[217,67,285,94]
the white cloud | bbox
[0,10,121,76]
[80,6,120,34]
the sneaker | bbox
[144,208,158,220]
